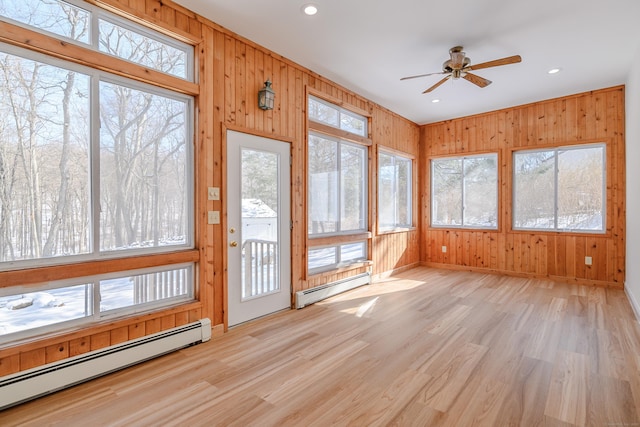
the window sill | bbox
[510,228,609,237]
[429,225,498,232]
[0,249,200,288]
[307,260,373,280]
[377,227,416,236]
[307,232,372,247]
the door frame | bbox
[221,124,294,330]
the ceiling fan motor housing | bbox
[400,45,521,93]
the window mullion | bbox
[461,158,466,227]
[337,142,342,233]
[91,75,101,255]
[393,157,398,226]
[554,151,559,230]
[92,281,100,319]
[91,8,99,51]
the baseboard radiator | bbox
[295,273,370,309]
[0,318,212,410]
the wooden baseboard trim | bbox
[625,285,640,322]
[211,323,225,337]
[420,262,623,289]
[372,262,421,282]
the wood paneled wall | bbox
[0,0,420,373]
[420,86,626,287]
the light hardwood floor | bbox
[3,267,640,426]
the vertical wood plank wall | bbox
[420,86,626,287]
[0,0,420,374]
[0,0,625,377]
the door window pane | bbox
[241,149,280,300]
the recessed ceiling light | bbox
[548,68,561,74]
[302,4,318,15]
[431,99,440,103]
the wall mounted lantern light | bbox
[258,79,275,110]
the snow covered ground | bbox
[0,277,135,337]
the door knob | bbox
[229,241,238,247]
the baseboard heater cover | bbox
[0,318,212,410]
[296,273,370,309]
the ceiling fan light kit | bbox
[401,46,522,93]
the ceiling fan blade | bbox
[400,71,446,81]
[423,75,451,93]
[462,72,492,88]
[468,55,522,71]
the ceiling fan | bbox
[400,46,522,93]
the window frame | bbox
[0,1,198,345]
[377,148,414,233]
[0,0,195,82]
[307,131,368,238]
[512,143,606,233]
[307,241,368,275]
[0,263,195,344]
[308,94,368,137]
[430,152,499,230]
[306,91,372,278]
[0,43,195,272]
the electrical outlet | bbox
[585,256,593,266]
[207,187,220,201]
[208,211,220,224]
[442,246,447,253]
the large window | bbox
[513,144,605,232]
[307,241,367,274]
[0,0,195,342]
[308,95,367,137]
[0,0,194,80]
[308,133,367,235]
[378,150,412,231]
[431,153,498,229]
[307,95,369,274]
[0,48,193,267]
[0,264,193,343]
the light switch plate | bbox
[207,187,220,201]
[208,211,220,224]
[585,256,592,266]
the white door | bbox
[227,130,291,326]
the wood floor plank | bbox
[2,266,640,426]
[497,356,554,427]
[418,342,489,412]
[544,350,590,425]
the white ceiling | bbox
[173,0,640,125]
